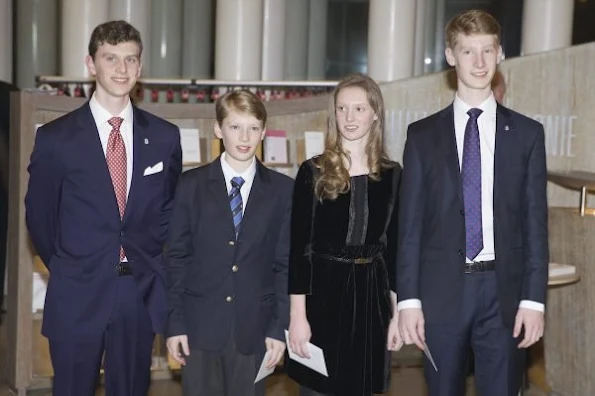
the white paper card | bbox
[179,128,201,164]
[254,350,276,383]
[264,130,288,163]
[284,330,329,377]
[304,131,325,160]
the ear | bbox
[85,55,96,76]
[137,60,143,78]
[373,114,378,121]
[496,45,503,65]
[259,125,267,141]
[445,47,456,67]
[213,121,223,139]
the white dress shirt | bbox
[89,94,134,197]
[220,152,257,213]
[89,95,134,262]
[398,93,544,313]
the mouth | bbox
[471,71,488,78]
[344,125,358,132]
[236,146,251,153]
[112,77,129,84]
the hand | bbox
[514,308,544,348]
[398,308,425,350]
[387,316,404,351]
[265,337,286,369]
[288,315,312,359]
[166,335,190,365]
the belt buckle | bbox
[354,257,368,264]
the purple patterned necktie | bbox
[462,108,483,260]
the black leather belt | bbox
[463,260,495,274]
[115,262,133,276]
[312,252,381,265]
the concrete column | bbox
[182,0,213,79]
[150,0,183,77]
[423,0,437,74]
[413,0,426,76]
[261,0,286,81]
[0,0,13,82]
[521,0,574,55]
[109,0,151,75]
[307,0,328,80]
[215,0,263,81]
[284,0,309,80]
[368,0,416,82]
[61,0,109,78]
[16,0,58,88]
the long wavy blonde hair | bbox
[314,73,392,201]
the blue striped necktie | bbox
[229,176,245,238]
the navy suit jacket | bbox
[166,159,292,355]
[25,102,182,341]
[397,103,549,328]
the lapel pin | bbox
[504,125,510,131]
[144,138,149,145]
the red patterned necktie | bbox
[106,117,127,261]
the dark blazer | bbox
[397,103,549,328]
[165,158,292,355]
[25,102,182,341]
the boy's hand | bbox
[265,337,286,369]
[166,335,190,365]
[288,316,311,358]
[387,316,404,351]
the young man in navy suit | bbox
[165,89,292,396]
[397,10,548,396]
[25,21,182,396]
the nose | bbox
[346,108,355,122]
[475,52,485,68]
[115,59,127,74]
[239,129,249,142]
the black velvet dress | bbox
[287,159,401,396]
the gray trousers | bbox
[182,336,266,396]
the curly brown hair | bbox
[314,73,392,201]
[88,20,143,59]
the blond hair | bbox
[445,9,501,49]
[314,73,392,201]
[215,89,267,127]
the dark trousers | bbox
[0,189,7,311]
[182,333,266,396]
[299,386,331,396]
[424,271,525,396]
[49,276,154,396]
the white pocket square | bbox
[143,161,163,176]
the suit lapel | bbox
[75,103,120,218]
[494,104,515,205]
[208,158,236,236]
[239,161,269,239]
[123,106,149,223]
[438,105,463,204]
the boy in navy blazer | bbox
[166,89,292,396]
[398,10,548,396]
[25,21,182,396]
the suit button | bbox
[460,210,464,216]
[228,240,235,246]
[458,249,464,256]
[226,296,234,302]
[232,265,239,272]
[120,231,125,236]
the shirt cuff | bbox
[519,300,545,312]
[397,298,422,311]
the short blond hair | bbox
[215,89,267,127]
[445,10,501,49]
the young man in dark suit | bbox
[397,10,548,396]
[165,89,292,396]
[25,21,182,396]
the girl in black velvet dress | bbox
[287,73,403,396]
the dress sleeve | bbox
[384,165,402,293]
[288,161,316,295]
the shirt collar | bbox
[89,94,133,129]
[220,152,257,184]
[453,92,497,119]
